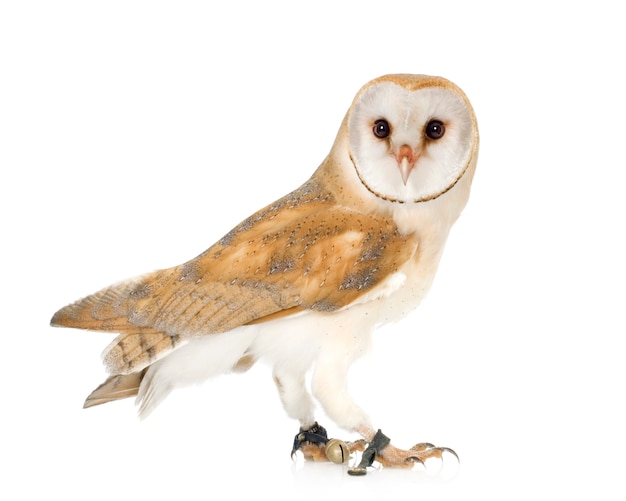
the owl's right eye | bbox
[373,119,391,139]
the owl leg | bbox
[310,342,373,432]
[285,352,370,463]
[310,351,456,474]
[272,365,364,463]
[272,366,327,461]
[273,368,315,427]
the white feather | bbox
[137,327,258,417]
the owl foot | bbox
[347,429,457,476]
[291,422,329,461]
[291,422,366,463]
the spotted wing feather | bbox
[51,180,418,374]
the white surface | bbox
[1,1,624,499]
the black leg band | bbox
[347,429,390,476]
[291,422,329,458]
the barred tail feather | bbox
[102,329,185,375]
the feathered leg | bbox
[309,336,456,474]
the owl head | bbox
[345,74,478,204]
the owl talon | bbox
[376,442,458,470]
[345,433,457,475]
[410,445,459,463]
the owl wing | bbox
[51,180,418,373]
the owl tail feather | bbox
[84,370,146,408]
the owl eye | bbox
[425,120,445,140]
[373,119,391,139]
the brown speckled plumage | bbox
[51,174,417,375]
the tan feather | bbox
[83,371,146,408]
[50,279,141,332]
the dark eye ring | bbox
[373,119,391,139]
[425,119,445,140]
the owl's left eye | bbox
[425,119,445,140]
[373,119,391,139]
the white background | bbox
[1,1,624,499]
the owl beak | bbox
[396,145,417,185]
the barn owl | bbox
[51,74,478,475]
